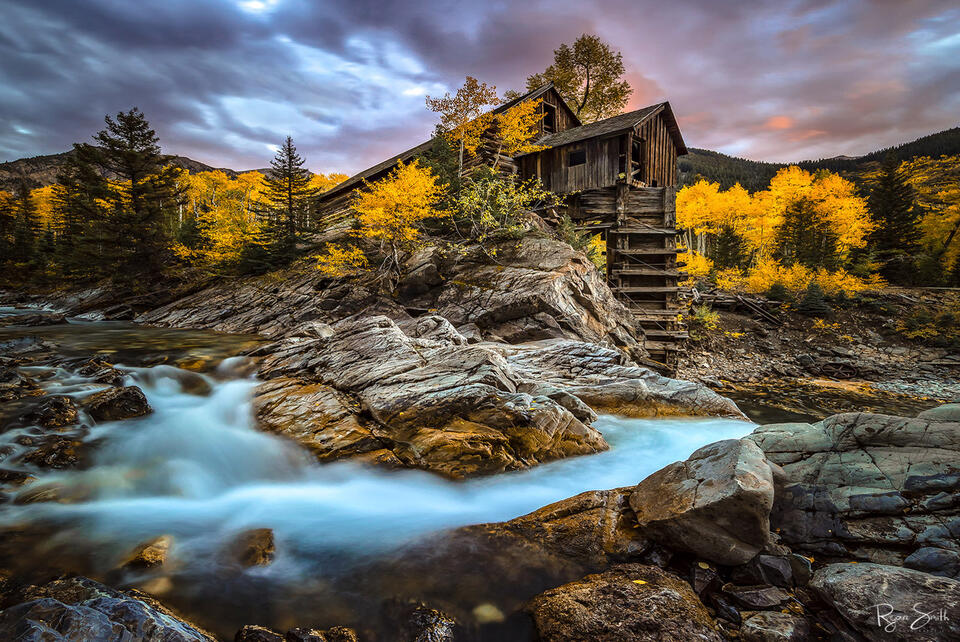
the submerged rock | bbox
[19,395,79,429]
[122,535,174,571]
[82,386,152,422]
[524,563,722,642]
[227,528,275,567]
[748,407,960,564]
[811,562,960,641]
[629,439,775,565]
[0,576,215,641]
[235,624,358,642]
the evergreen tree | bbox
[53,149,111,279]
[866,151,921,283]
[262,136,316,263]
[796,282,832,317]
[11,181,38,265]
[0,190,15,264]
[775,197,839,269]
[50,108,181,282]
[713,225,747,269]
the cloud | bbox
[0,0,957,174]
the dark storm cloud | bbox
[0,0,957,175]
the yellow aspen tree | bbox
[426,76,500,175]
[493,99,545,165]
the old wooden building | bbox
[316,84,689,371]
[515,102,688,369]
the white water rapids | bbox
[4,361,754,568]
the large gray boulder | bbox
[629,439,775,565]
[256,315,608,478]
[524,563,723,642]
[254,315,743,477]
[811,562,960,641]
[0,576,214,641]
[748,409,960,564]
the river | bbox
[0,310,942,638]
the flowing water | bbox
[0,309,942,637]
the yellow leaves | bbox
[310,173,349,193]
[496,99,545,157]
[315,244,369,278]
[715,257,884,297]
[679,249,712,280]
[677,167,872,263]
[426,76,500,156]
[352,159,446,250]
[631,580,648,585]
[29,185,58,227]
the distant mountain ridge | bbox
[678,127,960,192]
[0,149,240,192]
[4,126,958,194]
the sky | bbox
[1,0,958,176]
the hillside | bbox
[678,126,960,191]
[0,149,238,192]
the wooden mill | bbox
[317,83,689,372]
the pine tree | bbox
[0,190,15,265]
[867,151,921,283]
[261,136,316,263]
[53,108,180,282]
[796,282,832,317]
[775,198,839,269]
[11,181,38,265]
[713,225,747,269]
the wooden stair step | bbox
[609,248,678,255]
[613,286,680,294]
[611,268,682,276]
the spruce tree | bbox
[262,136,316,264]
[867,151,921,283]
[64,108,181,282]
[713,225,747,269]
[53,148,110,279]
[868,152,920,251]
[11,181,38,265]
[775,198,839,269]
[0,190,15,265]
[796,282,832,317]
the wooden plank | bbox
[613,286,680,293]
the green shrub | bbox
[796,282,832,317]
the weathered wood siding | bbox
[635,112,677,188]
[539,88,578,135]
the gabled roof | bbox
[520,101,688,156]
[319,82,572,202]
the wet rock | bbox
[904,546,960,580]
[811,562,960,641]
[721,583,790,610]
[75,357,125,387]
[524,563,722,642]
[122,535,174,571]
[709,593,741,624]
[16,435,85,469]
[82,385,152,422]
[20,395,79,429]
[0,367,41,402]
[629,439,775,565]
[385,601,456,642]
[228,528,275,567]
[0,575,215,641]
[257,316,609,478]
[0,311,66,327]
[748,409,960,564]
[741,611,810,642]
[236,625,283,642]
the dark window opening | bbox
[543,104,557,133]
[568,149,586,166]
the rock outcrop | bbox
[255,316,608,478]
[811,562,960,641]
[0,576,214,641]
[748,407,960,564]
[524,563,723,642]
[254,315,742,477]
[82,386,152,422]
[629,439,776,565]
